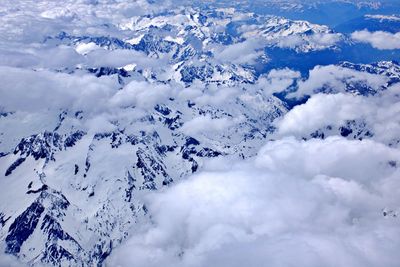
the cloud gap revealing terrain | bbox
[0,0,399,266]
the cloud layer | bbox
[108,137,400,267]
[0,1,399,266]
[352,30,400,50]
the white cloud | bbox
[109,80,175,109]
[310,33,342,46]
[214,39,265,65]
[193,84,241,106]
[276,35,304,49]
[0,66,115,113]
[0,0,165,42]
[75,42,101,55]
[352,30,400,50]
[239,19,342,53]
[40,7,76,20]
[289,65,388,98]
[275,33,341,51]
[276,93,372,136]
[276,84,400,144]
[108,137,400,267]
[365,15,400,22]
[86,49,164,69]
[1,2,399,267]
[0,45,83,69]
[255,68,300,95]
[180,114,242,138]
[0,250,25,267]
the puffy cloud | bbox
[276,93,372,135]
[109,80,175,109]
[0,250,25,267]
[276,35,304,49]
[108,137,400,267]
[351,30,400,50]
[289,64,388,98]
[0,45,83,69]
[214,39,266,65]
[180,114,243,138]
[0,0,165,42]
[0,66,115,113]
[75,42,101,55]
[310,32,342,46]
[254,68,300,95]
[239,20,342,53]
[85,49,165,69]
[192,84,241,106]
[84,114,118,134]
[276,84,400,144]
[0,40,161,71]
[275,33,341,50]
[1,2,399,267]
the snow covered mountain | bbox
[0,1,399,266]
